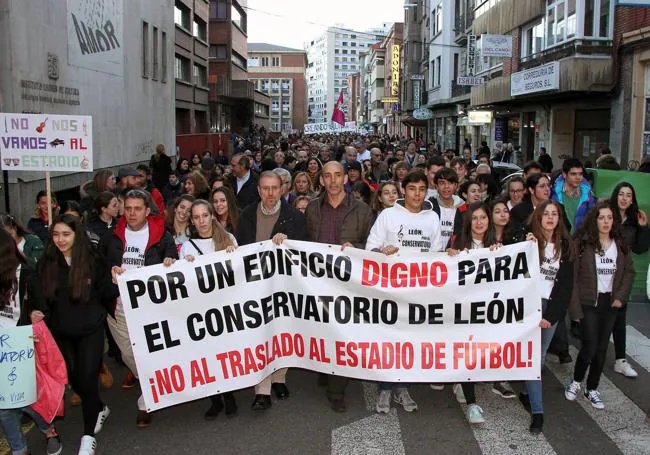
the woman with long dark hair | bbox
[211,187,238,234]
[0,228,63,455]
[37,215,113,453]
[519,200,575,433]
[176,157,191,177]
[447,202,496,424]
[607,182,650,378]
[0,213,44,268]
[306,157,323,193]
[164,195,195,252]
[149,143,173,191]
[565,202,635,410]
[183,171,210,200]
[178,201,238,420]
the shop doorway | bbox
[574,109,610,167]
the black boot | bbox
[272,383,290,400]
[204,395,224,421]
[530,413,543,434]
[223,392,238,418]
[251,394,272,411]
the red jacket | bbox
[30,321,67,423]
[151,188,166,215]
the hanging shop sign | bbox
[468,110,493,124]
[413,108,433,120]
[480,35,513,58]
[457,76,485,86]
[391,45,400,97]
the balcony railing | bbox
[451,82,471,99]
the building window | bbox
[436,55,441,86]
[161,31,167,82]
[193,63,207,87]
[152,26,158,80]
[282,99,290,113]
[260,56,269,66]
[232,2,247,32]
[231,50,247,69]
[272,56,280,66]
[432,4,443,36]
[521,20,545,59]
[142,21,149,78]
[174,3,190,29]
[175,55,190,82]
[546,0,578,47]
[210,0,227,19]
[475,37,501,73]
[193,17,207,41]
[210,44,227,59]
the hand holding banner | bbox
[117,240,542,412]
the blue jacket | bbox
[552,175,596,232]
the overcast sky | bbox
[246,0,406,49]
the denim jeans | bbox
[524,299,558,414]
[0,407,52,454]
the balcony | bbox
[451,82,471,99]
[209,78,255,100]
[454,7,474,42]
[472,0,544,36]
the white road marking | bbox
[547,346,650,454]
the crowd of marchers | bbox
[1,131,650,455]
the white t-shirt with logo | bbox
[0,266,21,327]
[596,241,618,293]
[438,206,457,251]
[539,243,560,299]
[122,223,149,271]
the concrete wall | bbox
[0,0,174,222]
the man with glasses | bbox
[100,189,177,428]
[235,171,307,411]
[369,147,389,183]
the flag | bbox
[331,90,345,126]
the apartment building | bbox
[174,0,210,133]
[305,25,390,124]
[247,43,307,132]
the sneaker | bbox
[614,359,638,378]
[565,381,581,401]
[393,387,418,412]
[453,384,466,404]
[530,413,544,434]
[78,435,96,455]
[45,428,63,455]
[492,381,516,399]
[94,405,110,434]
[466,404,485,424]
[121,370,137,390]
[429,383,445,391]
[375,390,391,414]
[584,389,605,410]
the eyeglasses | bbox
[509,189,524,194]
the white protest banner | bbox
[0,113,93,172]
[118,240,541,412]
[304,122,358,135]
[0,326,37,409]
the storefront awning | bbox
[401,116,428,127]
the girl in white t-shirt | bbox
[565,202,635,411]
[446,202,498,425]
[179,200,238,420]
[521,200,575,434]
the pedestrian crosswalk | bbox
[332,322,650,455]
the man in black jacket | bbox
[99,189,177,429]
[235,171,307,411]
[229,153,260,210]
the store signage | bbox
[457,76,485,86]
[382,97,400,103]
[467,35,477,76]
[480,34,513,58]
[413,108,433,120]
[495,118,506,142]
[410,74,425,80]
[413,80,421,109]
[511,62,560,96]
[468,111,493,124]
[391,45,400,97]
